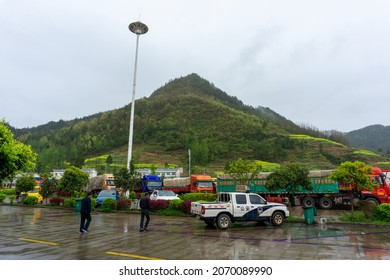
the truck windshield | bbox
[147,181,162,187]
[372,176,384,186]
[197,181,212,188]
[98,190,116,197]
[106,180,115,186]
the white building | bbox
[136,168,183,178]
[82,168,98,178]
[52,168,98,179]
[52,169,65,180]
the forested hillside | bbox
[11,74,388,174]
[346,125,390,157]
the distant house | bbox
[52,169,65,180]
[52,168,98,179]
[82,168,98,178]
[136,168,183,178]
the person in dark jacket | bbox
[139,192,151,232]
[79,192,92,233]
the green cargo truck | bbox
[217,167,390,209]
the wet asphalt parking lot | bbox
[1,205,390,260]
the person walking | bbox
[79,191,92,233]
[139,192,151,232]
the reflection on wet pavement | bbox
[1,205,390,260]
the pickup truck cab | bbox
[191,192,289,229]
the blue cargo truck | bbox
[134,175,163,193]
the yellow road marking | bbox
[106,251,164,260]
[19,238,60,246]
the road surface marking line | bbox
[19,238,60,246]
[106,251,164,260]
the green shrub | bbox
[168,199,183,210]
[9,195,16,204]
[101,198,117,212]
[91,198,96,209]
[23,196,38,205]
[64,198,76,208]
[180,193,217,202]
[128,191,136,200]
[0,189,16,195]
[0,193,6,202]
[340,211,370,223]
[374,204,390,222]
[358,200,377,219]
[155,208,185,216]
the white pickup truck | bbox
[191,192,289,229]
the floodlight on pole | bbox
[127,21,148,171]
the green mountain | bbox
[12,73,388,175]
[346,125,390,156]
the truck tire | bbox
[216,213,231,230]
[302,197,315,208]
[271,211,285,226]
[364,197,380,205]
[319,197,333,210]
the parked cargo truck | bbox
[216,167,390,209]
[134,175,163,193]
[163,174,214,194]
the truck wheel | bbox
[364,197,379,205]
[302,197,315,208]
[271,211,285,226]
[319,197,333,210]
[216,214,231,230]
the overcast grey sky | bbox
[1,0,389,132]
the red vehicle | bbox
[359,167,390,205]
[163,175,214,194]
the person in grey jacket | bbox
[79,192,92,233]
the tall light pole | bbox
[127,21,148,171]
[188,149,191,176]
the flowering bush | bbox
[49,197,65,206]
[180,200,194,215]
[56,190,71,197]
[117,198,131,210]
[150,200,169,212]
